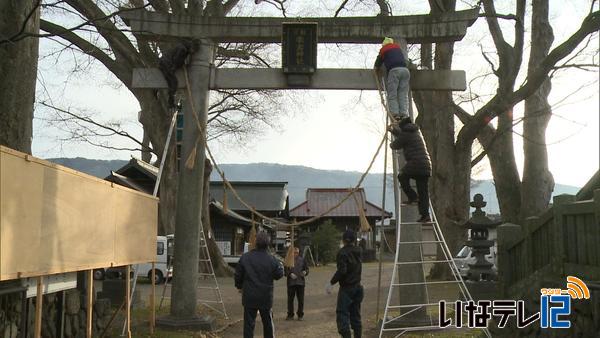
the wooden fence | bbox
[498,189,600,293]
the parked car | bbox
[454,244,497,279]
[95,235,173,284]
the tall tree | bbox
[411,0,598,277]
[0,1,40,153]
[38,0,288,277]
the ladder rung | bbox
[399,222,436,226]
[198,273,215,276]
[396,259,452,265]
[198,259,212,262]
[385,302,441,310]
[197,286,218,290]
[198,299,222,303]
[382,325,444,332]
[391,280,460,287]
[397,240,443,245]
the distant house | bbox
[210,181,289,255]
[290,188,392,249]
[209,201,255,260]
[209,181,290,219]
[105,158,157,195]
[105,159,283,259]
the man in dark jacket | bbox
[285,247,309,320]
[389,117,432,222]
[327,230,363,338]
[235,232,284,338]
[158,40,194,108]
[374,37,410,119]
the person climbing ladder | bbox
[388,117,432,223]
[374,37,410,120]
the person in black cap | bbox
[326,229,363,338]
[389,116,432,223]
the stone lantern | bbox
[463,194,501,281]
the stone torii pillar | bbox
[156,41,216,329]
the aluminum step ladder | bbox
[196,227,229,319]
[378,153,491,337]
[157,228,229,319]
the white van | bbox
[135,235,173,284]
[102,235,173,284]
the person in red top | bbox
[374,37,410,119]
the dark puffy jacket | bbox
[390,123,432,177]
[234,249,284,309]
[330,244,362,288]
[285,255,309,286]
[374,43,407,71]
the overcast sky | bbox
[32,1,599,187]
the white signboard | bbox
[216,241,231,256]
[22,272,77,298]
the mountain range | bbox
[47,157,581,215]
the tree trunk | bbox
[0,1,39,153]
[201,158,233,277]
[135,90,178,236]
[486,110,522,222]
[521,0,555,219]
[413,0,469,278]
[141,129,152,163]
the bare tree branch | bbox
[334,0,350,17]
[39,101,153,154]
[457,8,599,148]
[376,0,391,16]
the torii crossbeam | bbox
[120,8,479,44]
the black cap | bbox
[342,229,357,243]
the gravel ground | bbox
[112,261,483,337]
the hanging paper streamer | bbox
[248,210,257,251]
[222,176,228,213]
[284,224,295,268]
[353,193,371,232]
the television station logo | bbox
[439,275,591,329]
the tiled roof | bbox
[209,181,288,212]
[289,188,392,218]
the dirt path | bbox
[214,262,392,337]
[128,261,478,337]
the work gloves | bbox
[325,283,334,295]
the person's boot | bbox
[353,329,362,338]
[339,330,352,338]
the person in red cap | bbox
[374,37,410,119]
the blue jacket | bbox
[374,43,407,71]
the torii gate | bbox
[120,8,478,329]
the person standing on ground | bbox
[374,37,410,119]
[285,247,309,321]
[326,230,363,338]
[235,232,284,338]
[389,117,432,223]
